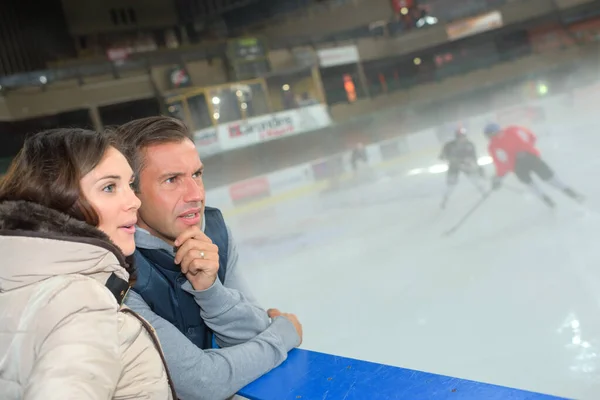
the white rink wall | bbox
[205,83,600,214]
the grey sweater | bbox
[124,222,300,400]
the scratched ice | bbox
[226,123,600,400]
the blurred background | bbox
[2,0,598,181]
[2,0,600,398]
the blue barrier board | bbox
[239,349,567,400]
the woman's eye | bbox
[103,184,116,193]
[129,182,135,190]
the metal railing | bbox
[0,42,226,90]
[0,0,515,90]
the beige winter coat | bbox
[0,201,177,399]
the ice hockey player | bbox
[350,142,368,177]
[483,122,583,208]
[439,127,486,209]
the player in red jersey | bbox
[483,122,583,208]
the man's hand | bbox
[268,308,303,346]
[174,226,220,291]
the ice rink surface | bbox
[225,124,600,399]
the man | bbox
[483,122,583,208]
[350,142,368,177]
[116,116,302,400]
[438,127,485,209]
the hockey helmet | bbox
[483,122,501,138]
[455,127,467,138]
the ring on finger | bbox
[200,251,205,259]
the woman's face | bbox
[80,147,141,256]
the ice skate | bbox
[563,188,585,203]
[541,194,556,209]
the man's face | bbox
[136,139,205,245]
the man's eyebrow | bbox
[158,172,184,180]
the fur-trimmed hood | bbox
[0,200,131,292]
[0,201,175,400]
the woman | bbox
[0,129,176,399]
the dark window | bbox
[110,9,119,25]
[128,8,137,24]
[120,9,128,25]
[187,94,212,130]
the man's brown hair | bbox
[114,116,193,189]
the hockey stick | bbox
[465,174,487,196]
[442,190,493,237]
[465,172,523,195]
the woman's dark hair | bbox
[0,128,118,226]
[0,128,137,283]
